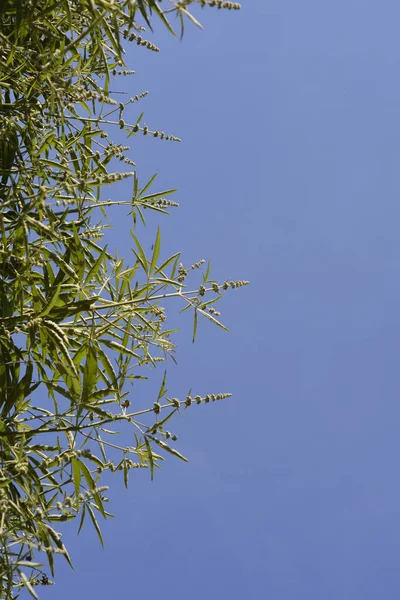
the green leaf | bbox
[71,225,86,279]
[16,561,43,568]
[87,504,104,548]
[144,437,155,480]
[38,524,54,576]
[203,260,211,283]
[41,320,79,381]
[79,460,106,518]
[148,436,188,463]
[140,188,176,201]
[48,513,76,522]
[24,215,60,239]
[179,6,203,31]
[47,297,96,320]
[130,230,148,276]
[152,276,181,287]
[87,387,113,402]
[79,404,111,424]
[100,339,140,359]
[139,172,158,197]
[123,458,129,489]
[82,344,98,403]
[72,457,81,509]
[101,15,122,59]
[47,249,77,282]
[157,370,167,401]
[85,247,107,284]
[96,344,118,389]
[198,308,229,332]
[46,523,74,570]
[19,571,39,600]
[155,253,180,275]
[192,309,198,343]
[148,408,177,433]
[78,504,86,535]
[153,2,176,35]
[133,171,139,197]
[38,283,62,318]
[1,361,33,417]
[136,0,153,29]
[150,226,161,274]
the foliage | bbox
[0,0,245,597]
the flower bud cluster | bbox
[185,393,232,406]
[200,0,241,7]
[221,279,250,290]
[112,69,136,76]
[167,393,231,408]
[190,259,205,270]
[131,123,181,141]
[177,263,188,283]
[123,30,160,52]
[150,198,179,208]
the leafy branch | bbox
[0,0,245,597]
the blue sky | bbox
[40,1,400,599]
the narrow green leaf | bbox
[100,339,140,359]
[78,504,86,535]
[24,215,60,239]
[19,571,39,600]
[16,562,43,568]
[149,436,188,462]
[48,297,97,320]
[130,230,148,275]
[152,276,181,287]
[123,459,129,489]
[179,9,185,40]
[46,524,74,570]
[158,370,167,401]
[179,6,203,31]
[79,460,106,518]
[198,308,229,332]
[139,173,157,196]
[136,0,153,29]
[81,403,111,420]
[71,225,85,279]
[87,387,113,402]
[96,344,118,388]
[153,2,176,35]
[203,260,211,283]
[87,504,104,548]
[144,437,155,480]
[72,458,81,509]
[140,188,176,201]
[120,264,140,281]
[47,514,75,522]
[42,320,79,380]
[38,525,54,576]
[47,249,77,281]
[82,344,98,403]
[192,309,198,343]
[85,247,107,284]
[38,284,62,318]
[150,226,161,274]
[148,408,177,433]
[132,250,147,275]
[101,16,122,58]
[133,172,139,198]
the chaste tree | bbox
[0,1,246,597]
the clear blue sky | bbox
[41,1,400,599]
